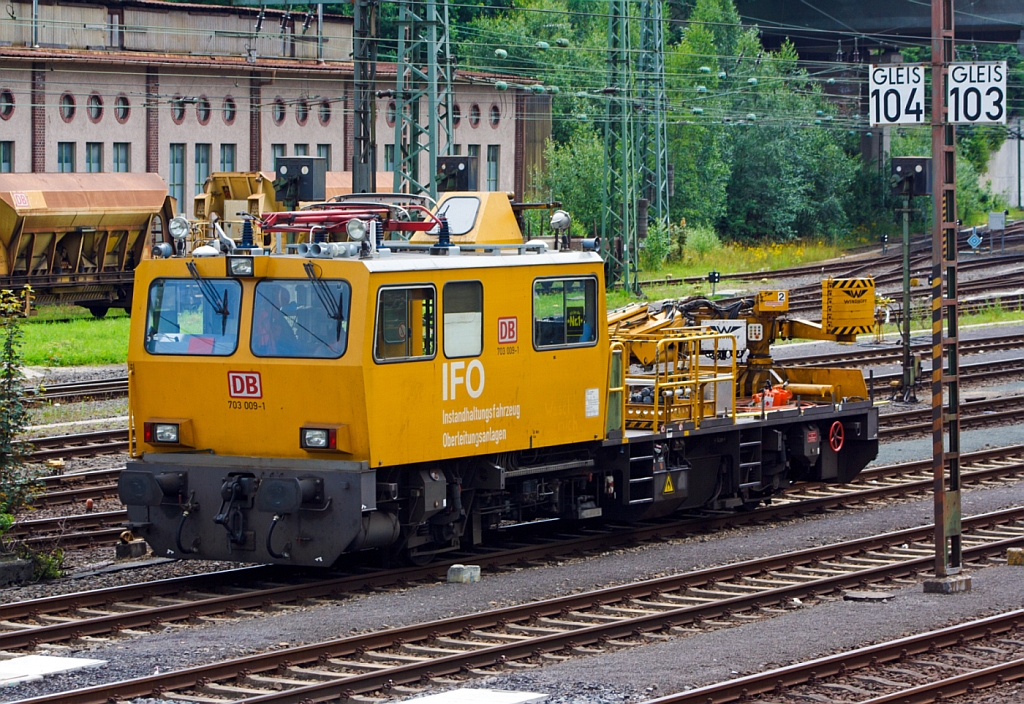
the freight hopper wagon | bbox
[119,192,879,566]
[0,173,173,315]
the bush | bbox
[685,225,721,260]
[0,288,34,519]
[26,547,64,580]
[639,220,676,271]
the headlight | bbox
[144,422,180,444]
[227,256,254,277]
[168,217,190,241]
[300,427,336,450]
[155,423,179,443]
[346,219,367,242]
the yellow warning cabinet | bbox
[823,278,875,336]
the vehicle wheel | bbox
[88,306,109,319]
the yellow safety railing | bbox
[610,331,738,433]
[606,342,625,437]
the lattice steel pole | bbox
[930,0,963,580]
[637,0,670,225]
[601,0,638,292]
[392,0,455,199]
[352,0,378,194]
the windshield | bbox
[252,279,351,358]
[430,196,480,236]
[145,278,242,355]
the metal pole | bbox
[32,0,38,47]
[930,0,962,581]
[902,193,915,402]
[1018,117,1021,209]
[317,4,323,63]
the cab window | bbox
[533,277,598,348]
[144,278,242,356]
[430,196,480,236]
[375,286,436,362]
[251,279,350,358]
[443,281,483,358]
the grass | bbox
[608,239,846,308]
[21,317,130,366]
[27,398,128,428]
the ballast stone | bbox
[399,688,545,703]
[447,564,481,583]
[1008,547,1024,565]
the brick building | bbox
[0,0,551,215]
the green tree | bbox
[717,37,857,239]
[534,121,606,236]
[666,11,731,227]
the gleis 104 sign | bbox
[869,64,925,126]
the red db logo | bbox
[228,371,262,398]
[498,317,518,344]
[12,192,29,208]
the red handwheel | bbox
[829,421,845,452]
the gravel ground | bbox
[22,365,125,386]
[475,563,1024,702]
[4,421,1024,702]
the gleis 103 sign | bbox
[869,64,925,126]
[947,62,1007,124]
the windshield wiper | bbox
[303,262,345,341]
[187,261,231,334]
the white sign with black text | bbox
[947,62,1007,124]
[869,64,925,126]
[700,321,746,360]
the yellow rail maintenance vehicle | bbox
[120,193,879,566]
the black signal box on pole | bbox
[891,157,932,197]
[436,156,473,192]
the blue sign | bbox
[968,233,983,249]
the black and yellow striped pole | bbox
[927,0,966,590]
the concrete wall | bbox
[982,121,1022,209]
[44,66,148,173]
[259,76,346,175]
[0,67,31,173]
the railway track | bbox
[21,377,128,404]
[650,609,1024,704]
[868,354,1024,392]
[3,511,129,549]
[628,223,1024,292]
[12,504,1024,704]
[29,465,123,508]
[28,428,129,463]
[787,331,1024,368]
[5,443,1024,656]
[878,393,1024,437]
